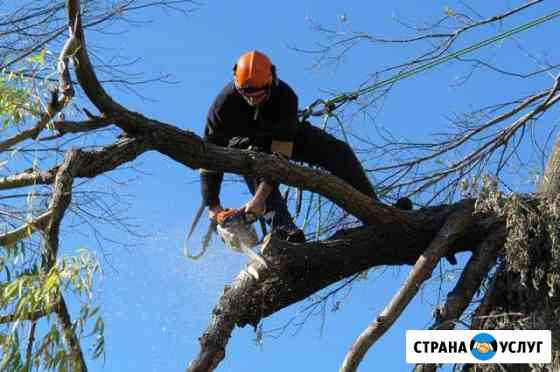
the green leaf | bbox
[444,6,455,17]
[27,48,46,65]
[93,316,104,334]
[4,281,18,300]
[92,335,104,359]
[44,271,60,291]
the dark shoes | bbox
[393,197,413,211]
[262,226,306,256]
[272,226,306,243]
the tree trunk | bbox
[461,135,560,372]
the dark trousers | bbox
[230,121,377,231]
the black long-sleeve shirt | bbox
[201,79,299,206]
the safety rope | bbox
[300,9,560,119]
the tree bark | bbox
[539,135,560,197]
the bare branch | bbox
[65,0,128,115]
[300,0,545,70]
[0,92,67,153]
[40,116,114,140]
[371,75,560,202]
[339,203,475,372]
[0,210,52,247]
[1,124,407,226]
[0,308,53,324]
[0,117,51,152]
[0,136,148,191]
[413,228,504,372]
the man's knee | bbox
[336,139,354,156]
[327,139,357,167]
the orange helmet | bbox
[233,51,274,90]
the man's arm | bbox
[200,168,224,208]
[201,98,229,215]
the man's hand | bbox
[241,181,273,216]
[208,204,224,221]
[241,196,266,216]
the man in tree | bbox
[201,50,382,243]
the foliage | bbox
[469,177,560,371]
[0,249,104,371]
[475,176,560,295]
[0,73,33,129]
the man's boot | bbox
[272,225,306,243]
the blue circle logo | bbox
[470,333,497,361]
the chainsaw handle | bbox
[218,209,260,226]
[215,208,240,225]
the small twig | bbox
[24,320,37,371]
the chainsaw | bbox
[215,208,269,268]
[184,204,272,273]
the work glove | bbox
[213,208,240,225]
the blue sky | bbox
[45,1,560,371]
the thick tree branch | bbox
[42,150,81,265]
[49,116,113,136]
[1,122,408,226]
[0,136,148,191]
[431,228,504,330]
[339,203,475,372]
[145,124,410,226]
[0,168,60,191]
[187,201,497,372]
[41,149,88,370]
[65,0,126,115]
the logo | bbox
[406,330,551,364]
[470,333,497,361]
